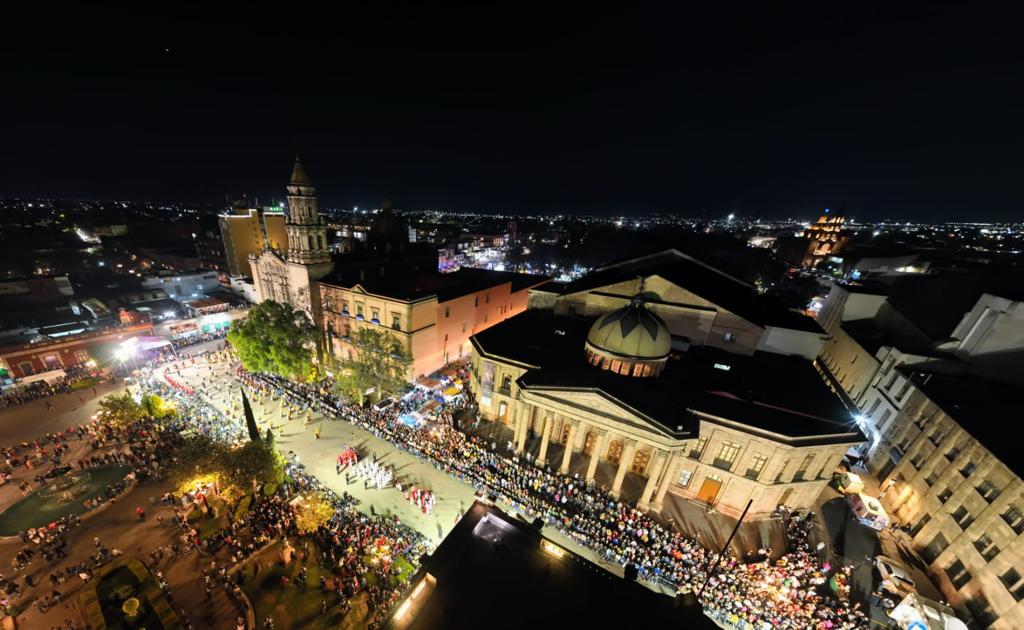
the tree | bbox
[293,492,334,534]
[227,301,316,380]
[97,393,146,427]
[241,388,260,442]
[140,393,175,420]
[337,327,412,403]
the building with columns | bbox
[470,305,863,520]
[249,156,334,326]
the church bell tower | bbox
[285,155,331,265]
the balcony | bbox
[688,449,703,460]
[712,458,734,472]
[744,468,761,481]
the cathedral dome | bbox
[585,298,670,377]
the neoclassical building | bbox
[470,251,864,519]
[250,156,335,326]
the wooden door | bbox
[606,440,624,464]
[560,426,572,444]
[583,432,597,456]
[630,449,651,474]
[696,475,723,505]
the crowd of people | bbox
[0,365,101,409]
[234,367,871,630]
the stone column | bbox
[637,451,668,511]
[515,404,531,453]
[536,413,553,466]
[610,439,637,499]
[651,455,683,512]
[585,429,608,482]
[559,421,578,475]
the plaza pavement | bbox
[166,356,782,592]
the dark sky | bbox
[2,3,1023,221]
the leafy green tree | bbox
[337,327,412,403]
[227,301,316,380]
[241,388,260,441]
[140,393,175,419]
[97,393,146,427]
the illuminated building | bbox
[320,268,547,379]
[469,251,862,519]
[776,207,847,268]
[219,200,287,278]
[816,278,1024,628]
[249,156,335,325]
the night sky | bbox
[3,4,1023,221]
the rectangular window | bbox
[485,293,489,303]
[1000,568,1022,591]
[866,398,882,416]
[960,461,977,478]
[775,459,791,483]
[677,469,693,487]
[952,505,974,530]
[945,446,960,462]
[391,314,401,330]
[976,480,1000,503]
[356,303,364,317]
[688,438,707,460]
[945,560,972,590]
[911,513,931,537]
[896,381,911,401]
[921,532,948,564]
[878,409,893,431]
[445,306,450,318]
[474,297,479,307]
[462,322,467,333]
[973,534,999,562]
[1002,505,1024,535]
[714,442,742,471]
[723,332,736,342]
[938,487,953,503]
[911,455,924,470]
[371,308,380,322]
[793,454,815,481]
[746,454,769,480]
[925,472,938,487]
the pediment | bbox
[522,388,679,439]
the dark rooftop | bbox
[400,500,716,630]
[473,310,861,444]
[533,249,822,333]
[897,366,1024,478]
[322,268,549,303]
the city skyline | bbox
[3,4,1024,221]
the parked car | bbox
[875,556,917,596]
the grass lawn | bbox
[361,554,416,588]
[241,541,368,629]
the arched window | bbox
[307,235,314,250]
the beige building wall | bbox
[321,280,535,381]
[818,325,882,404]
[264,213,288,251]
[878,391,1024,629]
[470,345,858,519]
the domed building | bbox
[468,249,864,519]
[585,298,670,377]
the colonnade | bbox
[509,401,683,512]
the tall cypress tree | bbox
[241,388,260,442]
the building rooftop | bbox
[401,500,716,630]
[473,310,862,444]
[533,249,821,333]
[322,268,549,304]
[897,366,1024,478]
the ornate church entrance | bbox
[630,449,651,474]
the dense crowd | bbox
[234,367,870,630]
[140,368,432,628]
[0,366,101,409]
